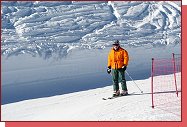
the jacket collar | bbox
[112,46,121,51]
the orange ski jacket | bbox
[108,47,129,69]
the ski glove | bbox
[107,66,111,74]
[122,65,127,71]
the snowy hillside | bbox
[1,1,181,121]
[1,1,181,58]
[2,74,181,121]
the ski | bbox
[102,94,129,100]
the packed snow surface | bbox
[1,74,181,121]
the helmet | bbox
[113,40,120,46]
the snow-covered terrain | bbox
[1,1,181,121]
[1,74,181,121]
[2,1,181,58]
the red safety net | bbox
[151,53,181,112]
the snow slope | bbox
[1,1,181,104]
[2,74,181,121]
[1,1,181,121]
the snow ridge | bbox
[108,1,121,20]
[1,1,181,58]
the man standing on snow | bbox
[107,40,129,97]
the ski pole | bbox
[125,70,143,93]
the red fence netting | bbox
[151,53,181,111]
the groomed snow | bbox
[2,74,181,121]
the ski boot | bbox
[113,90,120,97]
[121,90,128,96]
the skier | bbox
[107,40,129,97]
